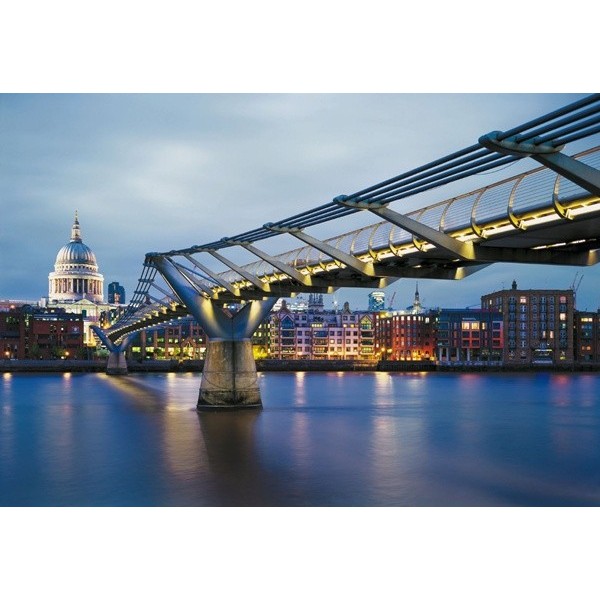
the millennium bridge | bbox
[94,94,600,410]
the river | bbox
[1,370,599,506]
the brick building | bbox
[374,310,436,361]
[0,306,84,359]
[436,308,503,363]
[481,281,574,365]
[574,311,600,363]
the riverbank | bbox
[2,358,600,373]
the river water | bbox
[1,370,599,506]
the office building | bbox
[108,282,126,304]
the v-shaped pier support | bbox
[91,326,134,375]
[152,256,278,410]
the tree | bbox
[28,343,41,359]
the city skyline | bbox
[2,94,600,312]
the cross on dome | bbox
[71,210,82,242]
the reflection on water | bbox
[1,371,600,506]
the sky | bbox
[2,93,599,312]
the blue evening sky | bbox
[2,93,599,311]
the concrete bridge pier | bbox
[91,326,133,375]
[200,338,262,409]
[106,348,129,375]
[152,256,278,410]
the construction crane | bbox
[571,272,584,290]
[570,272,584,302]
[387,291,396,311]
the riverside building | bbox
[269,297,375,360]
[372,285,436,361]
[574,311,600,363]
[436,308,504,363]
[481,281,575,364]
[373,310,436,361]
[128,317,207,360]
[0,305,84,360]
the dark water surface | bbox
[1,370,599,506]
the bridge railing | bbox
[195,145,600,284]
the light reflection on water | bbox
[1,371,600,506]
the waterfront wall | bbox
[1,359,106,373]
[3,358,599,374]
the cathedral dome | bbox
[54,241,98,270]
[48,212,104,303]
[53,213,98,273]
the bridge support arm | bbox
[531,152,600,198]
[170,260,220,298]
[479,131,600,198]
[183,253,240,297]
[333,197,477,260]
[264,222,398,282]
[334,196,600,266]
[207,249,272,293]
[222,238,313,287]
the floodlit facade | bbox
[269,301,375,360]
[48,212,104,303]
[46,213,114,345]
[373,310,436,361]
